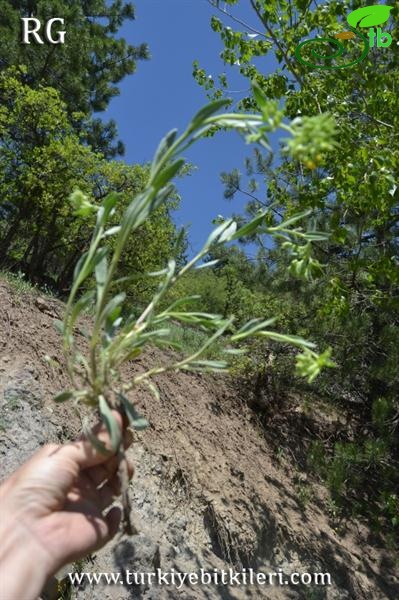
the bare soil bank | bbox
[0,279,398,599]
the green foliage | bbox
[308,397,398,532]
[0,270,37,296]
[59,98,336,466]
[166,323,224,359]
[163,269,228,316]
[200,0,399,405]
[284,113,337,168]
[0,69,180,297]
[295,348,335,383]
[195,0,399,532]
[0,0,149,156]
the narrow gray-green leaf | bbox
[258,331,316,349]
[83,423,110,456]
[99,395,122,451]
[303,231,329,242]
[103,226,121,238]
[196,259,220,270]
[54,319,64,334]
[252,81,268,111]
[95,249,108,305]
[273,210,312,230]
[230,212,266,240]
[151,128,178,174]
[102,292,126,322]
[152,159,185,189]
[69,290,95,329]
[73,251,89,283]
[205,219,234,247]
[54,390,74,403]
[163,295,201,311]
[190,99,231,129]
[119,394,149,431]
[231,317,277,341]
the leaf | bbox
[157,338,183,351]
[73,247,108,290]
[54,319,64,334]
[79,326,90,339]
[103,192,119,213]
[151,128,178,174]
[141,380,160,401]
[124,347,142,361]
[99,395,122,451]
[148,267,169,277]
[73,251,89,283]
[196,259,220,270]
[347,5,393,28]
[83,422,110,456]
[205,219,235,247]
[273,210,312,229]
[148,184,175,216]
[216,117,262,130]
[252,81,268,111]
[70,290,95,327]
[224,348,247,355]
[54,390,74,403]
[230,212,266,240]
[152,158,185,189]
[140,328,171,340]
[166,312,222,327]
[231,317,277,341]
[103,225,121,237]
[184,359,229,372]
[95,250,108,304]
[303,231,329,242]
[190,98,231,129]
[163,295,201,311]
[97,192,119,227]
[102,292,126,323]
[218,221,237,243]
[258,331,316,349]
[119,394,149,431]
[118,184,175,246]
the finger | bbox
[104,460,135,497]
[96,485,115,510]
[59,411,124,469]
[123,428,134,450]
[94,459,134,509]
[105,505,122,539]
[84,425,134,485]
[66,479,116,513]
[87,456,119,488]
[45,506,122,569]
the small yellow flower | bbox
[304,159,316,169]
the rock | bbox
[0,368,57,479]
[34,297,59,318]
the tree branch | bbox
[206,0,273,42]
[249,0,304,87]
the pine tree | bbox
[0,0,149,156]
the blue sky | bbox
[105,0,277,252]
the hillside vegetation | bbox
[0,277,398,599]
[0,1,398,599]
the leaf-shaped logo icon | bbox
[347,5,393,28]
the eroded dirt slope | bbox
[0,279,398,600]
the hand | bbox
[0,413,133,600]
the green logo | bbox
[347,5,392,28]
[295,4,393,69]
